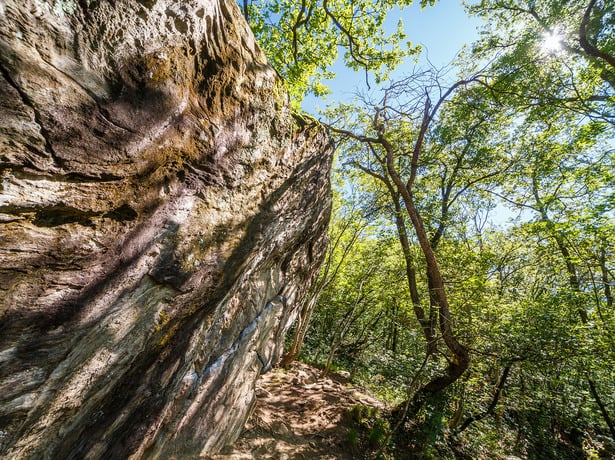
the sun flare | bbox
[541,30,564,54]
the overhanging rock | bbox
[0,0,333,457]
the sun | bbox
[541,30,564,54]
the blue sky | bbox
[301,0,483,114]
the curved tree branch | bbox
[579,0,615,72]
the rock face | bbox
[0,1,332,458]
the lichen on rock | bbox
[0,0,333,458]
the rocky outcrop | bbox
[0,1,332,458]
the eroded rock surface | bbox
[0,1,332,458]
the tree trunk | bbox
[588,378,615,440]
[382,139,469,420]
[280,219,362,367]
[387,182,437,354]
[321,280,369,378]
[403,194,470,375]
[455,364,513,434]
[281,292,319,367]
[600,246,613,308]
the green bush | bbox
[345,404,392,457]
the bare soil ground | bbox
[207,362,386,460]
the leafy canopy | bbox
[243,0,435,104]
[467,0,615,123]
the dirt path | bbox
[207,363,386,459]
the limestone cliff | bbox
[0,0,332,457]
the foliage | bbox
[243,0,434,104]
[467,0,615,123]
[301,59,613,457]
[303,228,413,374]
[345,404,393,457]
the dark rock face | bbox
[0,1,332,457]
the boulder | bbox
[0,0,332,457]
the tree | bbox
[316,238,389,378]
[304,225,420,385]
[323,67,515,427]
[321,58,613,455]
[243,0,434,103]
[493,114,615,440]
[468,0,614,124]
